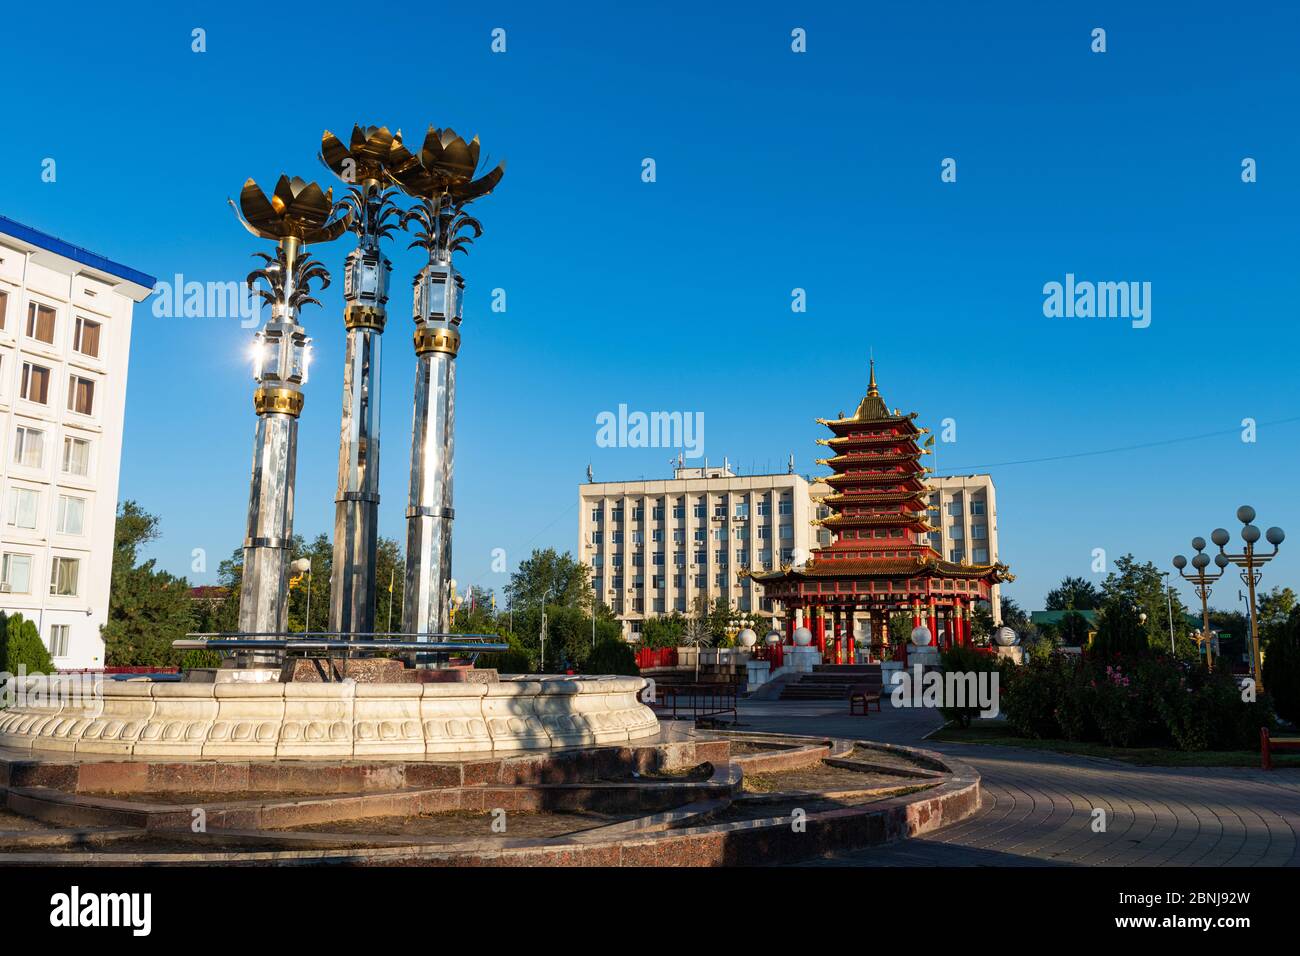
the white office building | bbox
[581,463,1002,639]
[0,217,154,668]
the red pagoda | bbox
[749,362,1013,664]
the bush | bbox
[581,639,640,677]
[476,637,534,675]
[1001,648,1273,751]
[0,613,55,676]
[1262,607,1300,726]
[938,645,1004,728]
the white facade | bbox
[578,463,815,639]
[0,218,153,668]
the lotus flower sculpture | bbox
[320,124,402,186]
[230,175,350,245]
[389,126,505,204]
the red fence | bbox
[635,647,679,669]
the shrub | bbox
[582,639,640,677]
[476,638,533,675]
[938,645,1004,728]
[0,613,54,676]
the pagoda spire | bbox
[867,358,878,397]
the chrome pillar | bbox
[239,239,311,642]
[403,248,462,638]
[329,180,390,635]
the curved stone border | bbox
[0,676,658,758]
[0,736,981,866]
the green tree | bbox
[1258,586,1297,649]
[0,612,55,675]
[1045,576,1101,611]
[102,501,195,667]
[504,548,593,612]
[1092,554,1192,658]
[1262,606,1300,725]
[642,612,687,649]
[374,536,405,632]
[1058,610,1091,646]
[285,533,332,634]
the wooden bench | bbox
[1261,727,1300,770]
[849,684,882,716]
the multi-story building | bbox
[0,217,154,668]
[811,472,1001,622]
[578,462,816,639]
[579,462,1003,639]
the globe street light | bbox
[1173,537,1229,670]
[1212,506,1285,692]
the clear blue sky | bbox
[4,1,1298,613]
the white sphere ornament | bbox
[993,626,1018,647]
[792,626,813,646]
[765,631,782,647]
[910,625,933,647]
[738,628,757,648]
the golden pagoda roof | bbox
[816,451,929,468]
[750,555,1014,585]
[821,490,928,506]
[817,513,937,532]
[815,362,920,429]
[823,471,929,488]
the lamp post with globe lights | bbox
[1212,506,1284,692]
[1172,538,1229,671]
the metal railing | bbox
[650,683,738,724]
[173,632,509,665]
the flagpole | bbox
[386,568,395,633]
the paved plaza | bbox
[734,699,1300,866]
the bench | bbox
[1261,727,1300,770]
[849,684,882,716]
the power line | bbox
[943,414,1300,472]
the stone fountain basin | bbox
[0,675,658,759]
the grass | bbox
[931,721,1300,768]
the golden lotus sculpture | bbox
[320,125,403,185]
[231,175,350,244]
[390,126,505,203]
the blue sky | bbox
[4,1,1298,613]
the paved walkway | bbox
[733,699,1300,866]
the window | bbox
[611,509,623,523]
[13,426,45,468]
[50,557,80,596]
[778,500,792,516]
[973,548,989,563]
[971,524,987,540]
[971,500,986,517]
[68,375,95,416]
[949,548,964,562]
[73,317,102,358]
[6,487,39,529]
[735,548,748,564]
[651,528,663,542]
[62,436,91,476]
[672,529,684,543]
[611,530,623,544]
[0,288,7,329]
[49,624,70,657]
[694,550,706,564]
[672,502,684,519]
[693,529,705,542]
[734,502,749,519]
[57,495,86,535]
[1,553,32,593]
[590,531,602,544]
[947,501,963,518]
[757,500,770,517]
[590,507,601,522]
[652,552,664,566]
[950,524,964,540]
[26,302,57,344]
[652,505,664,520]
[632,507,643,521]
[779,524,793,540]
[673,551,685,566]
[713,505,726,519]
[758,525,770,539]
[20,362,51,404]
[714,550,728,565]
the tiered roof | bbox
[750,362,1012,591]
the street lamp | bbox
[1212,505,1285,692]
[1173,538,1229,670]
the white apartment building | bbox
[578,462,815,639]
[581,464,1002,639]
[810,472,1002,621]
[0,217,154,668]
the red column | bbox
[846,607,856,664]
[927,598,937,650]
[815,606,826,657]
